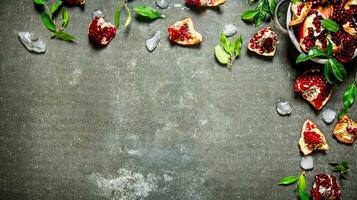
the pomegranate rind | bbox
[168,18,202,46]
[299,120,329,155]
[333,115,357,144]
[248,27,279,57]
[289,2,313,26]
[294,69,332,110]
[186,0,225,7]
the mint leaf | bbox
[343,83,356,109]
[215,45,230,65]
[41,13,56,32]
[133,5,164,19]
[52,31,75,41]
[51,0,63,15]
[62,8,69,28]
[241,10,260,21]
[321,19,340,33]
[34,0,45,5]
[114,7,121,29]
[277,176,298,185]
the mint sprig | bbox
[215,33,243,69]
[33,0,75,42]
[329,161,350,179]
[241,0,277,27]
[296,41,347,84]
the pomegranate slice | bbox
[289,2,313,26]
[294,69,332,110]
[185,0,225,7]
[248,27,279,57]
[63,0,85,6]
[311,174,341,200]
[168,18,202,46]
[333,115,357,144]
[299,6,333,52]
[299,120,329,155]
[88,16,116,46]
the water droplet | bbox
[156,0,169,9]
[146,31,161,52]
[276,99,292,116]
[223,24,237,37]
[92,9,105,19]
[300,156,314,170]
[322,108,336,124]
[18,32,46,54]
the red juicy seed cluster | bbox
[347,126,357,135]
[331,5,350,24]
[249,28,277,54]
[311,174,341,200]
[297,3,305,16]
[168,24,192,41]
[304,131,322,145]
[88,17,116,45]
[186,0,201,6]
[312,15,322,33]
[316,30,328,49]
[333,35,357,63]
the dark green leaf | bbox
[241,10,260,21]
[254,12,266,27]
[343,83,356,109]
[52,31,75,41]
[296,53,310,63]
[309,47,326,57]
[324,61,336,84]
[337,107,348,120]
[41,13,56,32]
[298,174,306,193]
[321,19,340,33]
[328,59,347,82]
[234,35,243,56]
[61,8,69,28]
[299,191,310,200]
[327,40,333,57]
[33,0,45,5]
[341,161,349,169]
[221,32,232,54]
[277,176,298,185]
[114,7,121,29]
[51,0,63,15]
[267,0,277,16]
[133,5,164,19]
[215,45,230,65]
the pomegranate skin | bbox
[311,174,341,200]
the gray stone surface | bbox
[0,0,356,200]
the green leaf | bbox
[52,31,75,41]
[277,176,298,185]
[61,8,69,28]
[215,45,230,65]
[33,0,45,5]
[41,13,56,32]
[343,83,356,109]
[124,6,131,28]
[329,162,339,166]
[296,53,310,63]
[133,5,165,19]
[328,58,347,82]
[321,19,340,33]
[337,107,348,119]
[309,47,326,57]
[254,12,267,27]
[267,0,277,16]
[299,191,310,200]
[298,174,306,193]
[324,61,336,84]
[234,35,243,56]
[291,0,301,3]
[114,7,121,29]
[341,161,349,169]
[221,32,232,54]
[326,41,333,57]
[51,0,63,15]
[241,10,260,21]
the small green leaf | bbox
[133,5,164,19]
[234,35,243,56]
[296,53,310,63]
[328,58,347,82]
[299,191,310,200]
[309,47,326,57]
[326,41,333,57]
[267,0,277,16]
[215,45,230,65]
[337,107,348,119]
[124,6,131,28]
[324,61,336,84]
[51,0,63,15]
[62,8,69,28]
[221,32,232,54]
[114,7,121,29]
[254,12,267,27]
[241,10,260,21]
[41,13,56,32]
[33,0,45,5]
[52,31,76,41]
[298,174,306,193]
[343,83,356,109]
[321,19,340,33]
[277,176,298,185]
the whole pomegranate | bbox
[88,16,116,46]
[63,0,85,6]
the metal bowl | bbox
[274,0,357,64]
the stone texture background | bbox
[0,0,356,199]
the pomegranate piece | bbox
[289,2,313,26]
[311,174,341,200]
[63,0,85,6]
[168,18,202,46]
[299,120,329,155]
[333,115,357,144]
[185,0,225,7]
[88,16,116,46]
[294,69,332,110]
[248,27,279,57]
[342,0,357,38]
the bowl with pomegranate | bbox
[274,0,357,64]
